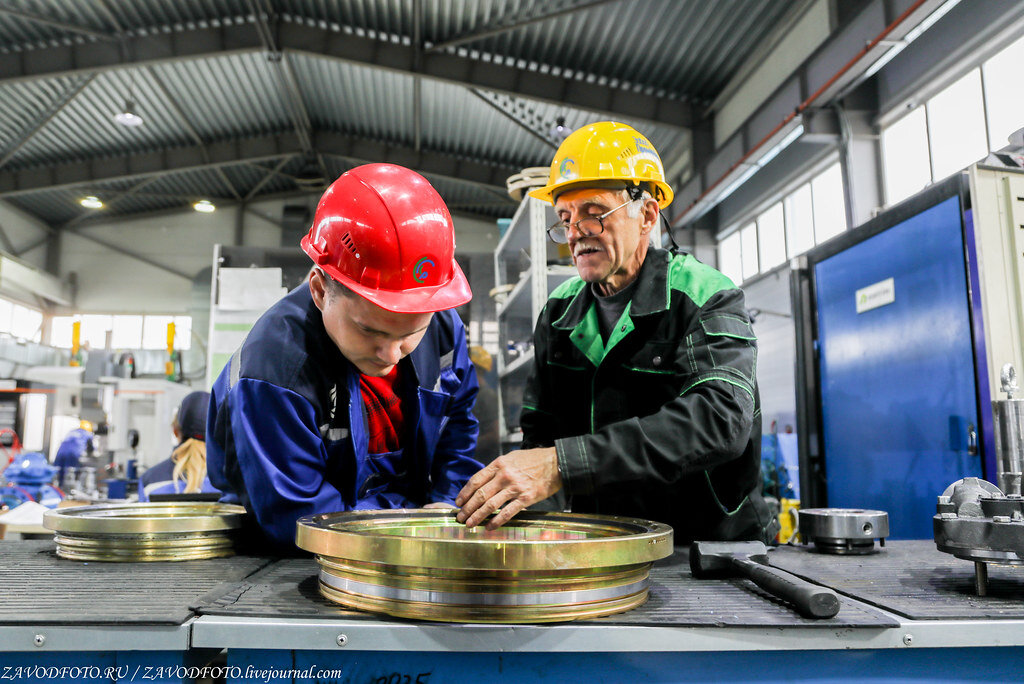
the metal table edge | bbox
[0,620,192,652]
[189,614,926,653]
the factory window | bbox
[0,299,12,335]
[926,70,988,181]
[811,163,846,244]
[49,314,192,351]
[881,108,931,205]
[141,315,191,351]
[880,33,1024,206]
[49,316,74,348]
[719,231,742,285]
[982,34,1024,151]
[757,202,786,271]
[172,317,192,350]
[0,297,43,342]
[740,223,759,282]
[10,304,42,342]
[110,315,143,349]
[717,160,848,285]
[80,315,113,349]
[784,184,814,259]
[142,316,172,350]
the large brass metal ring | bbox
[43,502,246,562]
[296,509,673,623]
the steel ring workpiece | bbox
[43,502,246,561]
[296,509,673,623]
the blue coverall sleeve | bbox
[427,325,483,503]
[229,377,348,548]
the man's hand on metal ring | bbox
[455,447,561,529]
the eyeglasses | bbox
[546,198,632,244]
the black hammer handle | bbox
[731,557,840,619]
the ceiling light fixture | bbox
[193,199,216,213]
[79,196,104,209]
[114,102,143,127]
[114,70,144,127]
[550,116,571,143]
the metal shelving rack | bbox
[493,195,575,446]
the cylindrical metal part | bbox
[994,398,1024,496]
[296,509,673,623]
[43,502,246,562]
[798,508,889,554]
[975,560,989,596]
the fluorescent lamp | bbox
[758,124,805,167]
[864,0,963,80]
[79,196,104,209]
[903,0,961,43]
[193,199,216,213]
[717,165,761,204]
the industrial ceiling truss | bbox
[0,0,794,225]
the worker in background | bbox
[53,421,94,488]
[207,163,482,551]
[456,122,778,543]
[138,391,219,501]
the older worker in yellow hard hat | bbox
[456,121,777,544]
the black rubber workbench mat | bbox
[197,556,397,621]
[197,549,895,627]
[0,540,273,625]
[770,539,1024,620]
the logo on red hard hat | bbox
[413,256,435,283]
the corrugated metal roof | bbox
[291,53,414,146]
[7,69,193,168]
[6,188,81,225]
[148,53,295,141]
[0,0,803,227]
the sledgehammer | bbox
[690,541,840,619]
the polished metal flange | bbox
[296,509,673,623]
[798,508,889,554]
[43,502,246,562]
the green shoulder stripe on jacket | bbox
[668,253,736,308]
[549,276,586,300]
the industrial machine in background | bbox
[793,164,1024,539]
[934,363,1024,595]
[206,245,307,388]
[3,355,191,501]
[2,451,62,508]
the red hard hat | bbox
[300,164,472,313]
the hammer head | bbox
[690,540,769,577]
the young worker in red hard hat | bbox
[207,163,481,550]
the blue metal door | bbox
[814,195,982,538]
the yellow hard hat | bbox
[468,345,493,373]
[528,121,674,208]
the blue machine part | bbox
[814,195,982,539]
[3,452,63,508]
[4,452,58,487]
[1,483,34,509]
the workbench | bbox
[4,539,1024,682]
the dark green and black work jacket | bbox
[521,247,777,543]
